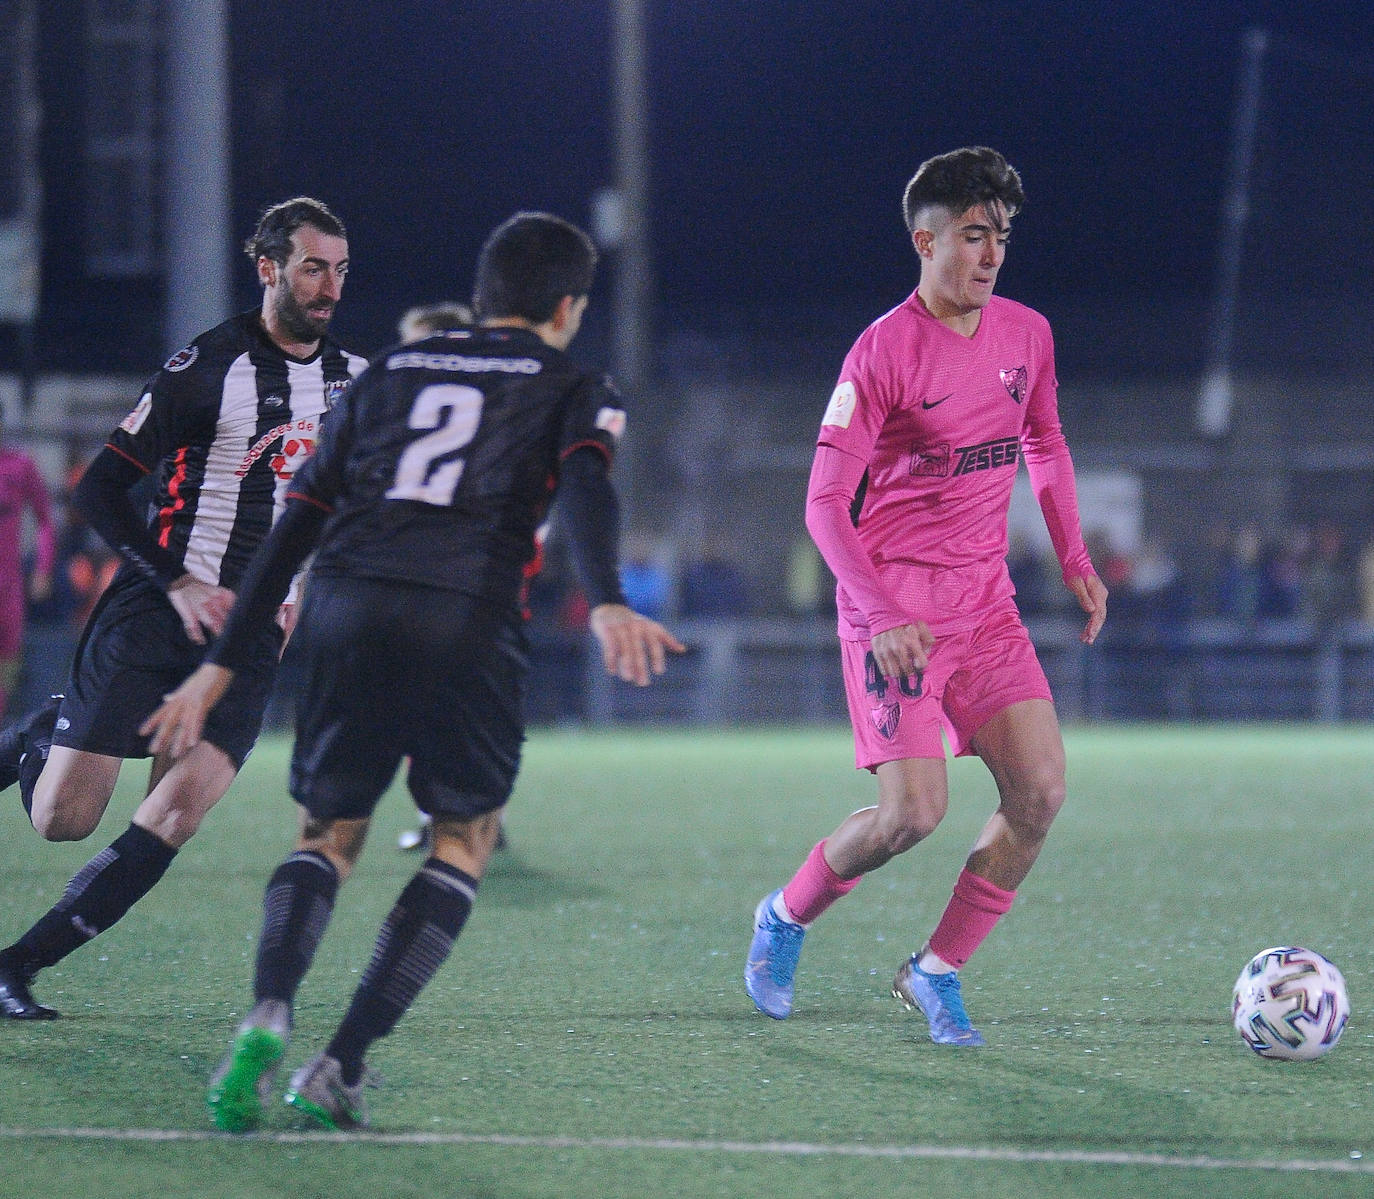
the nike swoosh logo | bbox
[921,393,953,410]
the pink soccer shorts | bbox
[840,604,1053,769]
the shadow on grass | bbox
[477,850,605,909]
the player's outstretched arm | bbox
[589,602,686,687]
[139,662,236,758]
[1067,574,1108,645]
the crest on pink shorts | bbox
[871,701,901,740]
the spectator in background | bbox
[0,407,55,721]
[1217,524,1265,620]
[1119,536,1189,634]
[784,535,832,618]
[1300,521,1354,635]
[1257,527,1303,620]
[1184,521,1234,618]
[1082,527,1132,597]
[28,457,119,635]
[680,537,750,618]
[619,533,673,621]
[1358,538,1374,626]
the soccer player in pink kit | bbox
[0,412,55,721]
[745,146,1108,1044]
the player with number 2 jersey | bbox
[142,213,683,1132]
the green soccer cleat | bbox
[206,1000,291,1133]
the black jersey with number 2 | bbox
[290,325,625,608]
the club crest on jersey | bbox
[822,381,857,429]
[324,379,351,410]
[1000,365,1028,405]
[871,701,901,740]
[910,443,950,477]
[163,345,198,373]
[236,417,317,479]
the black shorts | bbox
[56,570,282,768]
[287,575,528,822]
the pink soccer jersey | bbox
[0,446,53,582]
[807,290,1094,640]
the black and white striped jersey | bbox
[105,311,366,590]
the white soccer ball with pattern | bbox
[1232,946,1349,1061]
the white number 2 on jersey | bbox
[384,384,484,506]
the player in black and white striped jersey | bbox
[0,197,366,1022]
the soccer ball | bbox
[1232,946,1350,1061]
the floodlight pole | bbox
[163,0,231,354]
[2,0,42,413]
[1196,26,1268,438]
[609,0,652,399]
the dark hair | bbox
[902,147,1025,233]
[472,212,598,323]
[243,197,347,266]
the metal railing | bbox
[527,616,1374,726]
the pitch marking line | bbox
[0,1127,1369,1173]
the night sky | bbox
[218,0,1374,376]
[18,0,1374,381]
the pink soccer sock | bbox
[926,868,1016,970]
[781,840,860,926]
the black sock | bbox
[326,859,477,1085]
[253,851,340,1005]
[5,823,177,972]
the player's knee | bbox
[1008,773,1065,840]
[29,798,101,842]
[880,796,946,856]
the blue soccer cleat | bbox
[892,955,986,1046]
[745,890,806,1019]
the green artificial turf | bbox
[1,724,1371,1197]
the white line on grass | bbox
[0,1126,1368,1174]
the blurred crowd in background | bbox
[1015,520,1364,635]
[517,515,1371,639]
[7,440,1372,684]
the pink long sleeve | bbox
[805,443,911,637]
[1020,383,1095,586]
